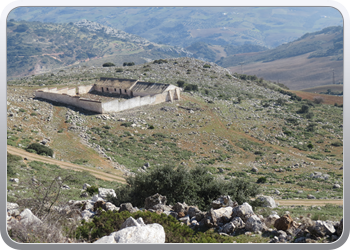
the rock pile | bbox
[6,192,343,244]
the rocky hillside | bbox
[6,57,343,243]
[6,20,192,79]
[7,57,343,203]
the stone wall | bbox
[35,90,103,113]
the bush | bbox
[102,62,115,67]
[111,165,260,210]
[86,185,99,196]
[203,64,211,68]
[256,177,267,183]
[331,141,343,147]
[26,143,53,157]
[184,84,199,92]
[153,59,168,64]
[176,80,185,87]
[123,62,135,66]
[314,96,324,104]
[297,105,309,114]
[115,68,123,72]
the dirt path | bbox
[7,145,127,183]
[276,199,343,206]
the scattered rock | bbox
[274,214,293,231]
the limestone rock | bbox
[119,203,138,213]
[20,209,42,225]
[7,202,20,216]
[231,202,255,222]
[245,214,266,233]
[187,206,201,218]
[310,220,336,237]
[256,196,277,208]
[114,222,165,243]
[231,216,245,229]
[98,188,116,199]
[173,202,188,214]
[144,193,167,209]
[121,217,145,229]
[93,234,117,243]
[211,207,233,226]
[211,195,237,209]
[221,222,235,234]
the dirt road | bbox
[7,145,127,183]
[276,199,343,206]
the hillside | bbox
[217,26,343,90]
[6,20,192,79]
[8,7,343,49]
[7,58,343,205]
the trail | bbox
[7,145,127,183]
[276,199,343,206]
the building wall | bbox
[35,85,180,114]
[78,85,94,95]
[35,90,103,113]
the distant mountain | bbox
[217,26,343,90]
[8,7,343,49]
[6,20,193,79]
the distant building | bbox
[35,78,181,114]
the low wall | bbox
[35,91,103,113]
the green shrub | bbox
[26,143,53,157]
[115,68,123,72]
[184,84,199,92]
[153,59,168,64]
[86,185,99,196]
[203,64,211,68]
[111,165,260,211]
[331,141,343,147]
[297,105,309,114]
[176,80,185,87]
[121,122,133,127]
[123,62,135,66]
[256,177,267,183]
[102,62,115,67]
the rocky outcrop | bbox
[7,194,344,244]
